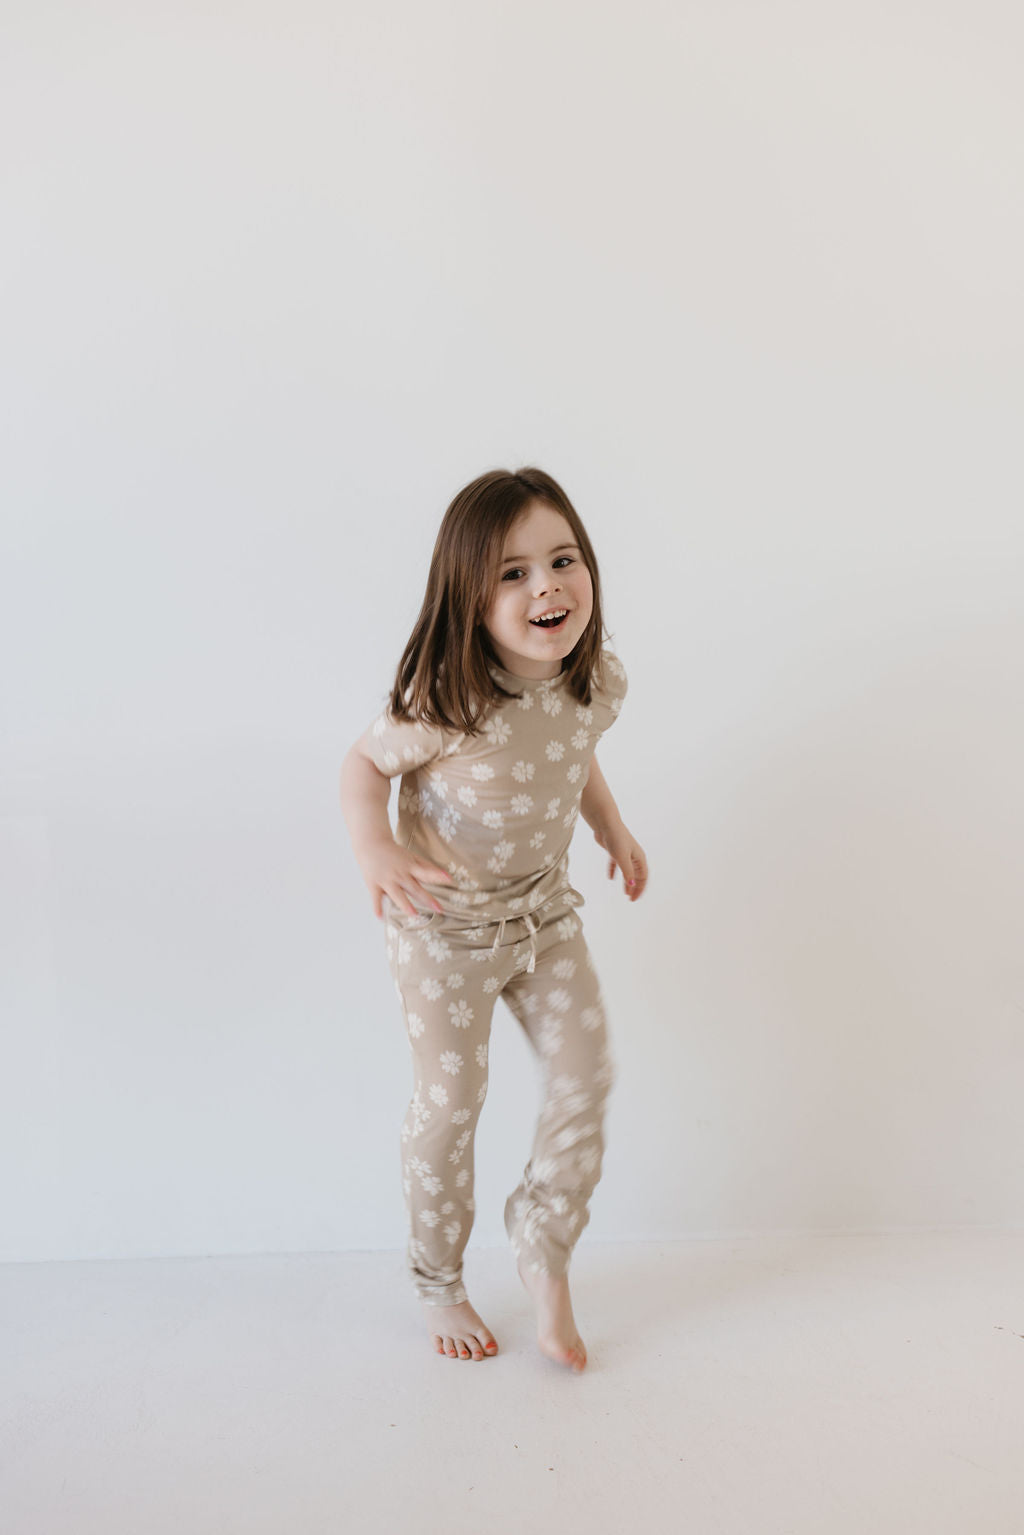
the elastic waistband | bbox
[385,884,585,975]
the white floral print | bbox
[484,715,512,746]
[538,1018,565,1056]
[436,806,461,841]
[486,839,515,873]
[448,998,474,1028]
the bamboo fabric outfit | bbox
[365,647,628,1305]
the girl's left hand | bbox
[593,820,648,902]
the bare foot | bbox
[420,1297,499,1360]
[516,1256,587,1371]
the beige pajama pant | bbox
[382,888,618,1307]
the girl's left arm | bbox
[579,754,648,902]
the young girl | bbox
[339,466,647,1372]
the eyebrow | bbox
[500,542,581,565]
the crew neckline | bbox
[486,661,568,691]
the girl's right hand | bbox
[356,837,453,919]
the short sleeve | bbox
[587,646,628,736]
[602,647,628,713]
[363,705,456,778]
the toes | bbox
[430,1323,498,1360]
[539,1334,586,1370]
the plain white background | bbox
[2,0,1022,1263]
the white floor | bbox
[3,1230,1023,1534]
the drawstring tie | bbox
[521,911,541,973]
[487,889,584,974]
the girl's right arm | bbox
[339,733,452,919]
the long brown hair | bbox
[387,467,612,734]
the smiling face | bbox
[480,499,595,679]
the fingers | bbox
[625,852,648,901]
[371,880,414,918]
[397,883,425,916]
[411,871,448,902]
[604,847,649,900]
[416,864,455,910]
[386,874,447,917]
[364,846,453,921]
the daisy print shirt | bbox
[365,647,628,926]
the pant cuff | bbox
[409,1256,468,1307]
[416,1281,469,1307]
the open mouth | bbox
[529,610,569,631]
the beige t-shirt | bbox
[365,647,629,925]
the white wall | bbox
[2,0,1022,1263]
